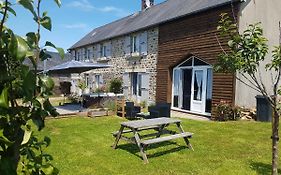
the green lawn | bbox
[37,116,281,175]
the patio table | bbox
[112,117,193,163]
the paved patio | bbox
[171,110,210,121]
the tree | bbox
[216,14,281,175]
[0,0,64,174]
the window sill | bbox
[126,52,141,59]
[97,57,111,62]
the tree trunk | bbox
[272,110,279,175]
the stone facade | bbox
[71,27,159,104]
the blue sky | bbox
[7,0,165,52]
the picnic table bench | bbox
[112,117,194,163]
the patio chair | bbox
[148,103,171,118]
[125,102,141,120]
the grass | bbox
[37,116,281,175]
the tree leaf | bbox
[26,32,37,48]
[44,136,51,147]
[17,0,36,18]
[53,0,61,7]
[40,76,55,90]
[45,41,65,59]
[15,35,29,61]
[43,99,59,117]
[40,16,52,31]
[0,87,9,109]
[31,114,45,131]
[23,71,36,101]
[21,129,32,145]
[7,6,16,16]
[41,164,55,175]
[40,49,52,61]
[0,129,13,145]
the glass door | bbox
[190,68,207,113]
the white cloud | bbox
[67,0,94,12]
[97,6,130,17]
[67,0,130,17]
[63,23,88,29]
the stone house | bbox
[68,0,281,117]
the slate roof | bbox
[24,51,72,71]
[69,0,237,50]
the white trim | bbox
[125,68,147,73]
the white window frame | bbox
[100,44,107,58]
[131,35,139,54]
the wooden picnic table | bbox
[112,117,193,163]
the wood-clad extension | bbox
[156,4,239,115]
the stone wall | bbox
[72,27,159,103]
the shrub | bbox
[214,100,242,121]
[78,80,87,91]
[109,78,122,94]
[140,100,147,109]
[95,85,107,93]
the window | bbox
[95,75,103,89]
[131,73,142,96]
[131,35,139,53]
[100,44,107,57]
[75,51,78,60]
[138,74,142,96]
[85,75,90,87]
[87,49,91,59]
[84,49,87,60]
[77,51,80,61]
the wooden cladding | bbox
[156,4,239,115]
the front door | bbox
[190,68,207,113]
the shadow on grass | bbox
[117,141,189,160]
[250,161,281,175]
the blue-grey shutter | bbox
[123,73,130,97]
[92,46,97,60]
[96,44,101,58]
[140,31,148,55]
[136,35,140,53]
[106,42,111,58]
[141,73,150,102]
[124,36,131,57]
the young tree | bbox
[0,0,64,174]
[216,14,281,175]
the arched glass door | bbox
[172,56,213,115]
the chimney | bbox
[142,0,154,10]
